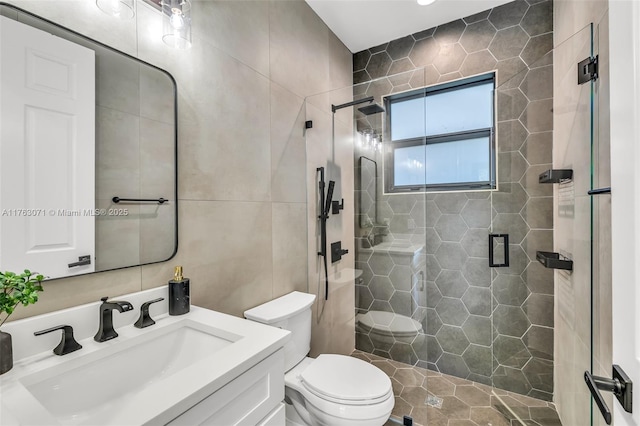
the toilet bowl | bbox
[285,356,394,426]
[244,291,394,426]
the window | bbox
[384,73,496,193]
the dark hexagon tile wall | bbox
[353,0,554,402]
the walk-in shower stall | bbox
[303,4,610,424]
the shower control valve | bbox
[331,199,344,215]
[330,241,349,263]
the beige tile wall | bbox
[304,93,356,357]
[7,0,354,358]
[553,1,611,424]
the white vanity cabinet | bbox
[0,287,290,426]
[167,349,285,426]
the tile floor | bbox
[351,350,562,426]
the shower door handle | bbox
[488,234,509,267]
[584,365,633,425]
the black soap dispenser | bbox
[168,266,190,315]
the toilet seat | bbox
[285,356,394,424]
[300,354,391,405]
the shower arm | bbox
[331,96,374,113]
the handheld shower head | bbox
[324,181,335,216]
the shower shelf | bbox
[539,169,573,184]
[536,251,573,271]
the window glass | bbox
[424,83,493,135]
[386,73,495,192]
[390,97,425,141]
[425,137,490,184]
[394,145,426,186]
[394,137,491,186]
[389,82,493,141]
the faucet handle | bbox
[134,298,165,329]
[34,325,82,356]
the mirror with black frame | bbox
[0,3,177,280]
[358,156,377,229]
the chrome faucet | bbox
[94,297,133,342]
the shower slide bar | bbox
[317,167,334,300]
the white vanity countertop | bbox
[360,240,425,256]
[0,287,290,425]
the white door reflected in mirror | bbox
[0,16,96,279]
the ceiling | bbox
[305,0,513,53]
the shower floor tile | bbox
[351,350,562,426]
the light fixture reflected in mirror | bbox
[417,0,437,5]
[359,129,382,152]
[96,0,135,19]
[97,0,192,49]
[161,0,192,49]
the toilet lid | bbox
[300,354,391,403]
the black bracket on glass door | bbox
[488,234,509,267]
[578,55,598,84]
[588,187,611,195]
[584,365,633,425]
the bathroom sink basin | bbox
[20,322,237,425]
[0,288,290,426]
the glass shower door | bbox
[490,44,557,386]
[590,10,612,426]
[488,49,558,423]
[490,21,602,425]
[353,68,430,367]
[551,21,601,426]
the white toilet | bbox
[244,291,394,426]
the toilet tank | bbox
[244,291,316,371]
